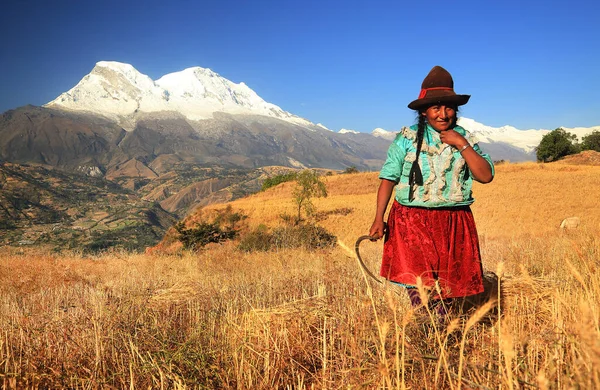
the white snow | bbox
[370,119,598,153]
[371,127,397,140]
[457,118,599,153]
[45,61,312,127]
[316,123,330,131]
[339,128,359,134]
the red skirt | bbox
[381,201,484,298]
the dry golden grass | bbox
[1,161,599,388]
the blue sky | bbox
[1,0,599,132]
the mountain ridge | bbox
[45,61,312,128]
[43,61,599,159]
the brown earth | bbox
[557,150,600,165]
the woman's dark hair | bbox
[407,113,426,200]
[408,106,459,201]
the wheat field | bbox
[1,161,599,389]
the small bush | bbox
[261,172,298,191]
[237,224,272,252]
[238,223,336,252]
[343,166,359,174]
[175,221,237,251]
[315,207,353,221]
[272,224,337,250]
[175,206,247,251]
[279,213,296,225]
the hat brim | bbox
[408,94,470,110]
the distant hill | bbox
[0,162,176,252]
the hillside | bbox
[154,159,600,252]
[2,159,600,388]
[0,160,332,251]
[557,150,600,165]
[0,162,176,252]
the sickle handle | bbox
[354,235,383,284]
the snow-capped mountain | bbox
[45,61,311,128]
[41,60,598,162]
[369,118,599,159]
[456,118,598,153]
[371,127,396,141]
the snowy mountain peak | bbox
[456,118,598,153]
[95,61,140,74]
[45,61,312,127]
[372,127,397,141]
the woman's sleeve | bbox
[378,137,406,183]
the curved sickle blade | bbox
[354,235,383,284]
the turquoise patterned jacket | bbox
[379,124,494,208]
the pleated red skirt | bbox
[380,201,484,298]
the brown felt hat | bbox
[407,66,470,110]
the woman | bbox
[369,66,494,315]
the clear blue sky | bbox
[1,0,599,132]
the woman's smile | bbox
[423,104,457,132]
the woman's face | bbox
[422,104,457,132]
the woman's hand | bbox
[369,219,386,240]
[439,129,468,148]
[370,179,396,240]
[441,130,493,183]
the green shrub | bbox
[581,130,600,152]
[261,172,298,191]
[238,223,336,252]
[237,224,272,252]
[272,224,336,250]
[175,221,237,251]
[536,128,579,162]
[175,206,247,251]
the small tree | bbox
[292,170,327,224]
[536,128,578,162]
[581,130,600,152]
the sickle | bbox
[354,235,383,284]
